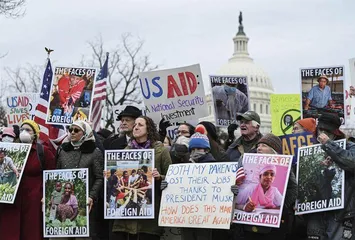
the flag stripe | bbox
[91,54,109,132]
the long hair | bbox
[137,116,161,143]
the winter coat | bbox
[103,134,128,150]
[170,143,190,164]
[56,140,104,201]
[0,143,55,240]
[226,133,262,162]
[210,140,229,162]
[112,141,172,236]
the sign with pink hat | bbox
[295,140,345,215]
[232,153,293,228]
[300,66,345,124]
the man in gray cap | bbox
[226,110,263,162]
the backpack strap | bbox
[36,142,45,170]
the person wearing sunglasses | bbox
[55,120,103,240]
[234,133,297,239]
[0,120,56,240]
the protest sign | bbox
[43,168,89,238]
[270,94,301,136]
[0,142,31,204]
[232,153,292,228]
[295,140,346,215]
[5,93,39,126]
[300,66,345,123]
[138,64,208,123]
[104,149,155,219]
[46,66,98,125]
[210,75,249,127]
[346,59,355,124]
[279,132,316,165]
[159,162,237,229]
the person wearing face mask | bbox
[169,123,195,164]
[307,113,355,240]
[0,120,56,240]
[55,120,103,240]
[1,127,17,143]
[111,116,171,240]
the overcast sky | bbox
[1,0,355,94]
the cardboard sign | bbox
[270,94,301,136]
[295,140,346,215]
[43,168,89,238]
[47,67,98,125]
[0,143,31,204]
[159,163,237,229]
[210,75,250,127]
[5,93,39,126]
[104,149,155,219]
[232,153,292,228]
[139,64,208,123]
[300,66,345,124]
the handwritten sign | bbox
[233,153,292,228]
[159,163,237,229]
[295,140,345,215]
[139,64,208,123]
[6,93,39,126]
[270,94,301,136]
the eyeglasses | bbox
[263,172,275,177]
[20,128,32,132]
[68,128,81,133]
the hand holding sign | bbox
[152,168,161,180]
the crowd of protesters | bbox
[0,104,354,240]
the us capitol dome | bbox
[201,13,274,134]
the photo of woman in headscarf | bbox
[237,164,282,212]
[57,182,79,222]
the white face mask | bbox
[2,136,15,143]
[20,131,33,143]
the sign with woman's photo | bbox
[0,142,31,204]
[295,140,346,215]
[104,149,155,219]
[232,153,293,228]
[43,168,89,238]
[47,66,98,125]
[210,75,249,127]
[300,66,345,123]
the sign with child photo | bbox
[43,168,89,238]
[104,149,155,219]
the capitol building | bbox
[201,16,274,134]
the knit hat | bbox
[21,120,40,137]
[317,113,341,133]
[258,133,282,154]
[188,132,210,152]
[196,121,218,142]
[296,118,316,134]
[2,127,16,138]
[260,164,277,176]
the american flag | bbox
[91,53,109,132]
[34,59,67,148]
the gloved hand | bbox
[161,180,168,191]
[231,184,239,196]
[159,118,172,137]
[227,123,238,139]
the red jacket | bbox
[0,143,55,240]
[57,76,86,107]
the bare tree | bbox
[0,105,7,127]
[4,63,42,93]
[0,0,26,18]
[83,34,158,129]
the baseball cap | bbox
[236,111,261,124]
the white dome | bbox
[202,20,274,134]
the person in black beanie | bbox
[195,121,229,162]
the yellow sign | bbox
[270,94,301,136]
